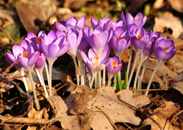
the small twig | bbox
[0,116,48,125]
[96,106,119,130]
[117,96,163,130]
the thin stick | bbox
[126,51,140,89]
[28,70,40,110]
[144,61,162,96]
[35,69,49,98]
[102,68,106,87]
[126,47,133,82]
[138,57,149,90]
[95,74,98,89]
[48,61,54,97]
[114,75,116,89]
[72,57,80,86]
[90,73,97,88]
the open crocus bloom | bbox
[6,43,39,70]
[84,26,112,56]
[106,56,122,80]
[81,46,110,76]
[109,27,131,57]
[54,16,85,34]
[40,30,70,63]
[120,11,147,30]
[154,38,176,62]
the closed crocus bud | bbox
[106,56,122,80]
[83,26,112,56]
[120,11,147,30]
[154,38,176,62]
[54,16,85,34]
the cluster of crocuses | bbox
[5,11,176,110]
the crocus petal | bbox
[166,40,174,48]
[80,51,89,63]
[90,34,103,54]
[54,22,68,33]
[40,38,49,57]
[76,29,83,48]
[38,30,46,37]
[86,62,95,71]
[76,16,85,31]
[163,47,176,61]
[21,40,29,50]
[126,13,133,27]
[112,64,122,75]
[121,11,126,27]
[56,30,66,37]
[142,16,147,27]
[106,60,114,74]
[65,17,77,30]
[95,64,106,72]
[98,46,109,64]
[91,17,97,29]
[18,56,28,68]
[56,43,70,57]
[99,31,108,45]
[155,47,166,61]
[143,42,153,56]
[114,27,124,39]
[88,48,97,60]
[48,30,57,42]
[67,32,77,49]
[139,35,149,47]
[12,45,24,59]
[27,32,37,43]
[48,44,60,58]
[5,53,21,70]
[132,37,141,50]
[35,53,46,68]
[28,51,39,67]
[133,12,143,28]
[157,39,167,48]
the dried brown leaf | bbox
[153,12,183,39]
[167,0,183,13]
[142,101,180,130]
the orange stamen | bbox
[23,51,28,58]
[17,59,20,62]
[65,36,68,41]
[119,36,123,40]
[93,56,99,68]
[137,34,142,40]
[39,52,41,56]
[36,37,41,44]
[164,47,168,52]
[112,61,117,68]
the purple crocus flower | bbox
[120,11,147,30]
[154,38,176,62]
[83,26,112,56]
[40,30,70,63]
[34,52,46,69]
[109,27,131,57]
[54,16,85,34]
[5,43,39,70]
[106,56,122,80]
[91,17,123,31]
[80,47,110,76]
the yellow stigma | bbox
[119,36,123,40]
[23,51,28,58]
[164,47,168,52]
[36,37,41,44]
[93,56,99,68]
[137,34,142,40]
[112,61,117,68]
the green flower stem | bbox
[19,68,28,92]
[35,69,49,98]
[102,68,106,87]
[28,70,40,110]
[126,51,140,89]
[137,58,149,90]
[144,61,162,96]
[126,47,133,83]
[72,56,80,86]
